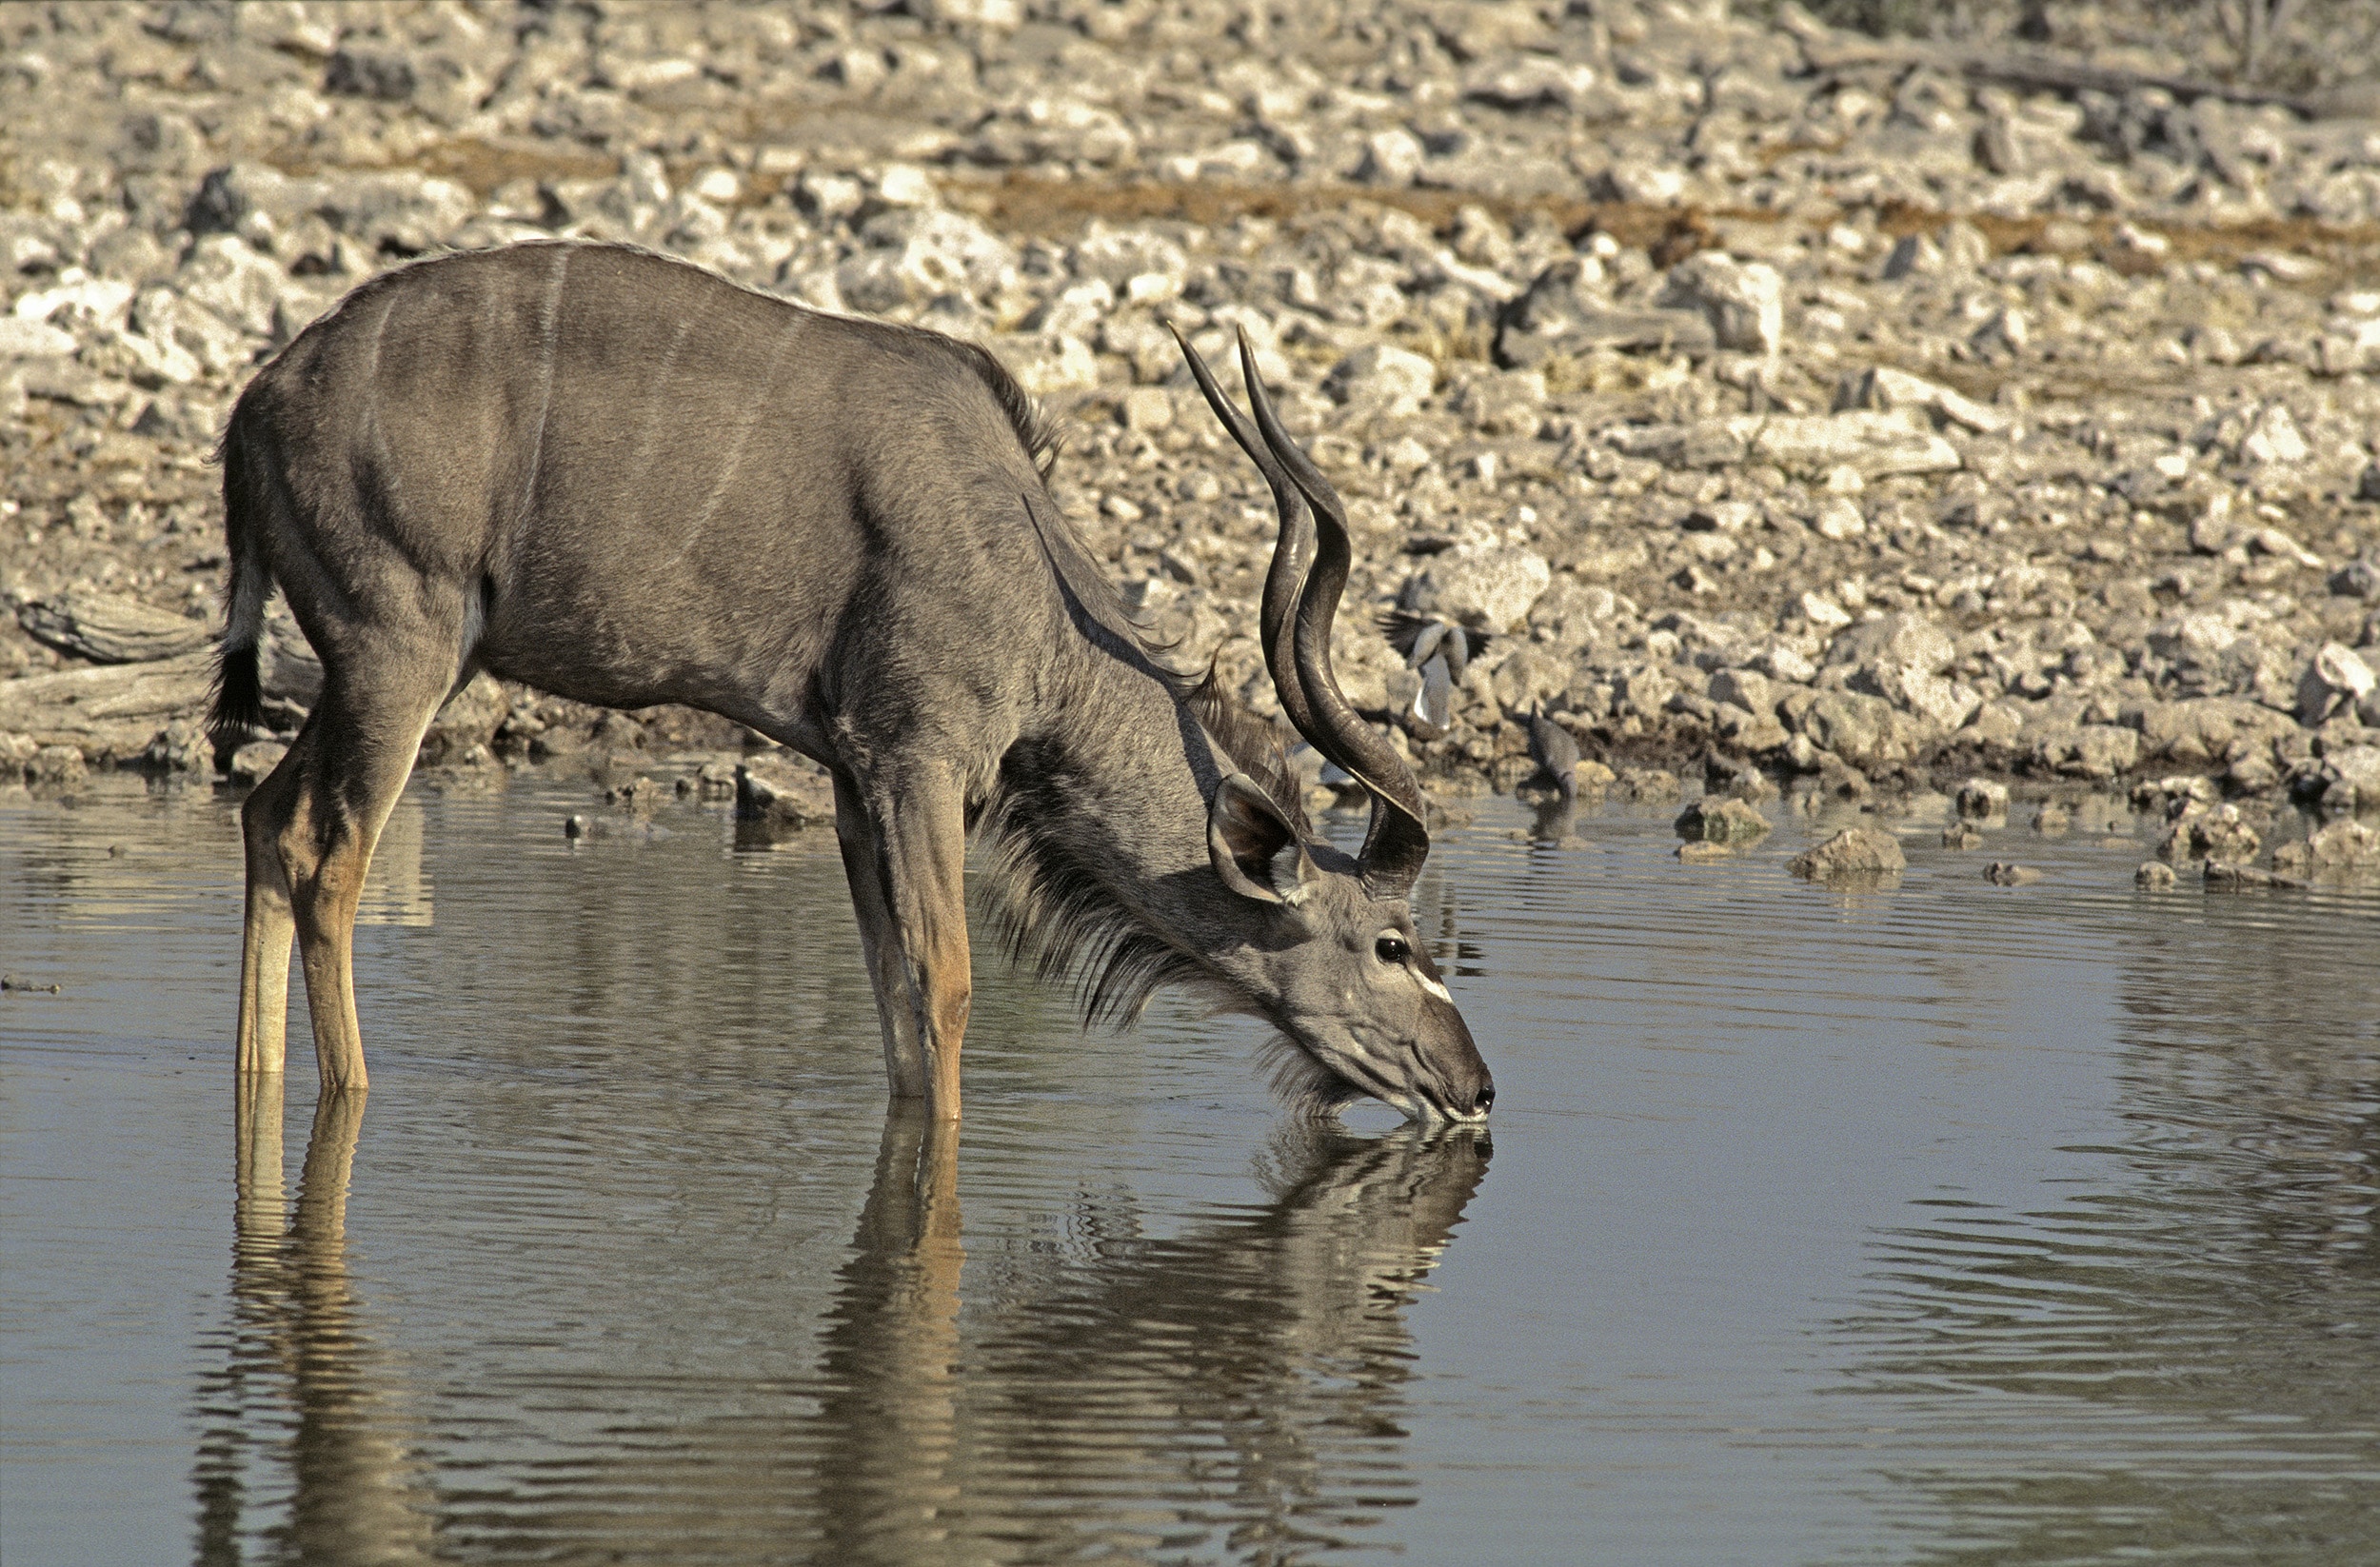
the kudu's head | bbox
[1173,327,1493,1125]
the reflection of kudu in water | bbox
[191,1084,433,1566]
[818,1109,1491,1564]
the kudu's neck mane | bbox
[983,483,1310,1031]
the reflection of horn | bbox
[193,1088,435,1563]
[819,1103,966,1566]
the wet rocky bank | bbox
[5,0,2380,885]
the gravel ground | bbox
[4,0,2379,879]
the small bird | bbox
[1380,612,1491,733]
[1518,704,1579,807]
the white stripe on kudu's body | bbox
[210,241,1492,1125]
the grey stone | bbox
[1676,795,1770,844]
[2130,698,2296,770]
[1121,386,1174,433]
[229,739,287,784]
[143,719,208,772]
[1072,228,1188,288]
[1455,369,1546,437]
[2201,860,2305,891]
[1617,767,1680,803]
[1792,690,1927,771]
[2274,817,2380,873]
[1835,365,2005,434]
[1813,497,1866,540]
[1965,702,2027,747]
[1326,344,1437,417]
[1602,409,1959,479]
[0,651,216,757]
[2309,745,2380,813]
[1462,54,1599,113]
[1355,129,1424,186]
[2157,803,2261,864]
[2031,724,2141,781]
[735,757,836,830]
[28,743,87,785]
[2329,559,2380,603]
[419,673,508,765]
[1708,666,1775,717]
[1657,252,1783,355]
[1496,259,1715,367]
[0,317,79,358]
[1788,826,1906,881]
[17,591,211,664]
[1983,862,2043,885]
[1954,777,2010,819]
[325,47,417,101]
[2300,643,2377,725]
[1880,232,1944,280]
[841,208,1017,311]
[1403,545,1550,631]
[1831,612,1976,730]
[174,234,292,341]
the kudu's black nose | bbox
[1474,1082,1495,1114]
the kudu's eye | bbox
[1374,933,1412,965]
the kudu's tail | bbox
[208,424,270,767]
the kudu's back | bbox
[225,240,1057,740]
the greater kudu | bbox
[210,239,1490,1124]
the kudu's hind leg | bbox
[235,763,301,1076]
[832,765,973,1121]
[243,655,453,1092]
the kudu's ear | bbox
[1208,772,1318,907]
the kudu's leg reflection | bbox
[818,1103,968,1566]
[808,1113,1493,1563]
[194,1085,434,1566]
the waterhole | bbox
[5,774,2376,1565]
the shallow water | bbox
[4,771,2377,1566]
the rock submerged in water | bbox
[1788,827,1905,882]
[2271,817,2380,877]
[2202,860,2307,891]
[1983,862,2044,886]
[228,740,287,785]
[734,757,838,839]
[1954,777,2011,821]
[2156,804,2261,866]
[1675,796,1769,845]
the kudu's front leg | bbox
[832,765,972,1121]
